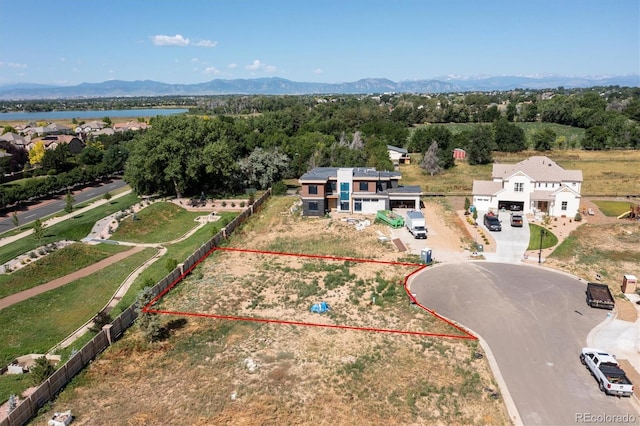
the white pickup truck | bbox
[580,348,634,397]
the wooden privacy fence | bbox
[1,189,271,426]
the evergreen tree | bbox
[420,141,442,175]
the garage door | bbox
[498,201,524,211]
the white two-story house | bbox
[472,156,582,217]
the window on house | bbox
[545,183,548,188]
[514,182,524,192]
[330,181,337,192]
[340,201,349,211]
[340,182,350,201]
[354,200,362,211]
[309,201,318,211]
[359,181,369,191]
[561,201,567,211]
[308,185,318,195]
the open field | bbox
[401,150,640,196]
[432,122,585,149]
[35,197,510,425]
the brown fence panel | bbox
[5,399,33,426]
[46,366,68,396]
[29,383,51,415]
[65,352,84,378]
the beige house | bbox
[472,156,582,217]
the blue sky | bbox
[1,0,638,86]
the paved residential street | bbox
[0,178,127,233]
[412,262,639,425]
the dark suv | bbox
[484,214,502,231]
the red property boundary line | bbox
[143,247,477,340]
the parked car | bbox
[483,213,502,231]
[510,213,523,227]
[580,348,634,397]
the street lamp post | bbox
[538,228,546,264]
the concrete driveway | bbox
[478,210,531,263]
[412,262,639,425]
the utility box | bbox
[421,248,432,264]
[622,275,637,293]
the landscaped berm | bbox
[36,196,510,425]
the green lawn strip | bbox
[527,223,558,250]
[0,373,31,404]
[0,247,155,368]
[110,202,204,244]
[0,193,140,264]
[0,243,128,299]
[592,200,636,217]
[110,212,237,315]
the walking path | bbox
[0,246,145,311]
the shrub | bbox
[272,180,288,196]
[221,201,227,207]
[240,201,246,207]
[165,258,178,272]
[29,356,55,386]
[90,311,113,332]
[574,212,582,222]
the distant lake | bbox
[0,108,189,121]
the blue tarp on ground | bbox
[310,301,329,313]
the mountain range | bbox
[0,75,638,100]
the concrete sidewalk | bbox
[588,292,640,399]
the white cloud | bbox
[204,66,222,75]
[246,59,276,73]
[191,58,199,62]
[0,62,28,69]
[194,40,218,48]
[313,68,323,74]
[152,34,190,47]
[228,63,238,69]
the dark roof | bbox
[387,185,423,194]
[387,145,408,154]
[300,167,400,181]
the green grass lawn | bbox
[592,200,637,217]
[0,193,140,265]
[0,247,155,368]
[110,202,205,244]
[527,224,558,250]
[0,243,128,299]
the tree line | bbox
[1,86,639,207]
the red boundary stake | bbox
[143,247,476,340]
